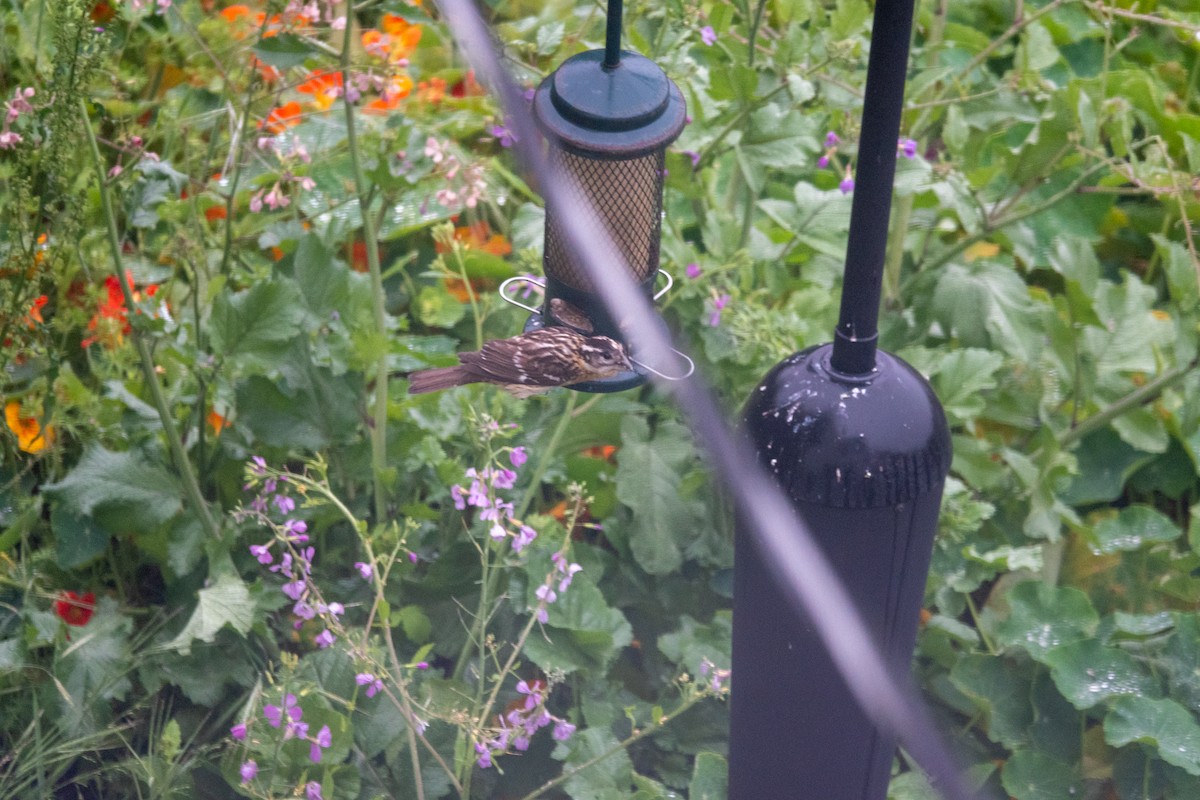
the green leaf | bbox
[416,285,466,328]
[209,279,307,369]
[1105,696,1200,775]
[613,417,700,575]
[522,565,632,675]
[168,570,256,654]
[1061,427,1154,506]
[928,348,1005,424]
[293,234,349,322]
[828,0,869,39]
[992,581,1099,659]
[689,752,728,800]
[1001,750,1082,800]
[535,20,564,55]
[555,727,634,800]
[1091,505,1181,555]
[932,261,1045,362]
[395,604,432,644]
[252,33,320,69]
[52,505,109,570]
[43,446,183,529]
[56,597,134,732]
[1043,639,1158,710]
[950,654,1034,749]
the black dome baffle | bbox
[732,344,952,798]
[531,37,686,392]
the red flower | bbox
[54,591,96,626]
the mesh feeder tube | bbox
[530,46,686,392]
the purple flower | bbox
[239,760,257,783]
[492,468,516,490]
[281,518,308,540]
[839,174,855,195]
[899,137,918,159]
[249,543,273,564]
[535,584,557,604]
[357,672,385,697]
[450,484,466,510]
[230,723,247,741]
[281,580,306,601]
[315,629,335,649]
[273,494,295,515]
[250,456,267,475]
[416,661,429,670]
[683,150,701,168]
[706,293,731,327]
[510,447,527,467]
[354,561,373,580]
[824,131,841,148]
[309,725,332,762]
[513,525,537,553]
[305,781,323,800]
[475,742,493,769]
[700,25,717,45]
[817,154,830,169]
[490,124,516,147]
[685,263,702,279]
[552,719,576,741]
[490,524,507,541]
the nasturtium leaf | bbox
[1090,505,1181,555]
[1105,696,1200,775]
[252,33,319,69]
[52,505,110,569]
[888,770,934,800]
[1061,427,1154,506]
[992,581,1098,659]
[932,261,1044,363]
[1113,611,1174,637]
[43,446,183,528]
[168,570,256,654]
[657,614,731,680]
[1111,406,1170,455]
[1001,750,1082,800]
[1043,639,1157,710]
[927,347,1004,424]
[689,752,728,800]
[416,285,466,328]
[950,654,1034,749]
[1159,614,1200,714]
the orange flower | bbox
[449,222,512,256]
[26,295,48,327]
[207,410,227,435]
[81,272,159,349]
[417,76,447,104]
[263,100,303,133]
[5,400,54,453]
[364,73,414,114]
[362,16,422,64]
[296,70,343,111]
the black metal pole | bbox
[830,0,916,376]
[604,0,623,68]
[731,0,953,797]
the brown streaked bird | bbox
[547,297,594,334]
[407,326,633,398]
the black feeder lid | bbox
[533,49,687,159]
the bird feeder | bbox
[500,0,690,392]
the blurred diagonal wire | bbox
[432,1,987,797]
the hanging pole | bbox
[830,0,916,376]
[604,0,623,68]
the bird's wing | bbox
[459,329,582,387]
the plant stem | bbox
[515,692,709,800]
[1058,358,1198,449]
[341,18,392,525]
[80,100,220,542]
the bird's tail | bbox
[407,366,474,394]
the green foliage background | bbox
[1,0,1200,797]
